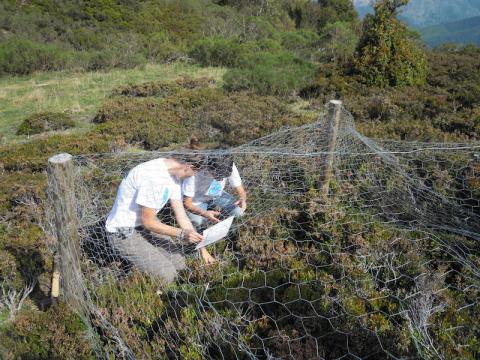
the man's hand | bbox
[235,198,247,214]
[181,229,203,244]
[204,210,221,223]
[199,248,216,265]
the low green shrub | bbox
[189,36,244,67]
[16,112,75,136]
[279,30,319,54]
[318,21,358,64]
[82,41,147,71]
[81,50,118,71]
[0,38,73,75]
[242,16,281,41]
[82,50,147,72]
[68,27,105,51]
[223,51,317,96]
[144,31,181,62]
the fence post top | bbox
[329,100,343,106]
[48,153,73,164]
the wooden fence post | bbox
[318,100,343,202]
[47,153,82,305]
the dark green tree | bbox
[353,0,427,87]
[286,0,358,31]
[316,0,358,29]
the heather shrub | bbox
[175,76,216,89]
[454,83,480,108]
[17,112,75,136]
[0,250,22,291]
[0,133,112,172]
[111,81,180,98]
[365,96,399,121]
[93,86,312,149]
[0,304,93,360]
[190,91,310,145]
[93,89,220,149]
[110,77,215,98]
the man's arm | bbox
[170,199,216,264]
[140,206,202,243]
[183,196,220,223]
[170,198,194,230]
[234,185,247,213]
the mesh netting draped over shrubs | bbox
[46,105,480,359]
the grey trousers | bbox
[107,227,188,284]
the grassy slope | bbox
[0,63,225,143]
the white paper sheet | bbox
[195,216,235,250]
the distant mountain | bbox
[420,15,480,47]
[353,0,480,28]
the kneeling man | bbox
[183,155,247,229]
[105,157,215,284]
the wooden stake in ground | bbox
[318,100,343,202]
[47,153,83,306]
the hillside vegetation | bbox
[0,0,479,359]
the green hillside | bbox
[420,15,480,47]
[0,0,358,76]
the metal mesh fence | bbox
[46,104,480,359]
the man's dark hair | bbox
[168,153,203,169]
[205,155,234,180]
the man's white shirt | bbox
[182,163,242,206]
[106,158,181,232]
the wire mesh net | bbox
[46,104,480,359]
